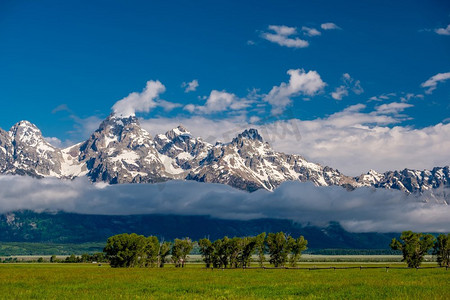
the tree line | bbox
[390,231,449,268]
[59,230,448,269]
[103,232,308,268]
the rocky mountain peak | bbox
[9,121,44,145]
[4,120,63,177]
[165,125,191,140]
[0,116,448,198]
[99,113,140,131]
[233,128,264,144]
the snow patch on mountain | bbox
[0,114,448,200]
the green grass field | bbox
[0,263,448,299]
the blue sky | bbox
[1,0,449,173]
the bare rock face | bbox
[357,166,450,194]
[154,125,212,170]
[75,114,182,184]
[2,121,64,177]
[0,128,14,172]
[0,115,448,198]
[187,129,358,191]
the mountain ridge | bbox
[0,114,448,199]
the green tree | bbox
[171,238,193,267]
[158,241,172,268]
[255,232,266,267]
[433,233,450,267]
[198,238,214,268]
[37,257,44,263]
[92,252,106,263]
[50,255,57,263]
[144,236,160,267]
[228,237,242,268]
[267,232,289,267]
[103,233,147,268]
[287,235,308,267]
[65,254,78,263]
[239,236,257,268]
[80,253,91,263]
[217,237,231,268]
[211,239,223,268]
[390,231,435,268]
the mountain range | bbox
[0,113,448,200]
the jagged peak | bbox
[98,113,140,131]
[165,125,191,140]
[176,124,189,133]
[234,128,263,143]
[367,169,382,176]
[9,120,42,139]
[10,120,39,131]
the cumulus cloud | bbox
[261,25,309,48]
[182,79,199,93]
[184,90,250,114]
[399,93,424,102]
[375,102,413,115]
[321,23,340,30]
[421,72,450,94]
[140,101,450,176]
[0,176,448,233]
[331,73,364,100]
[112,80,166,117]
[368,92,397,102]
[435,24,450,35]
[157,100,182,112]
[264,69,326,115]
[302,26,321,37]
[44,137,63,148]
[331,86,349,100]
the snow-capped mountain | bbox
[186,129,356,191]
[1,121,64,177]
[356,167,450,194]
[0,114,448,198]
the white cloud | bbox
[375,102,413,115]
[264,69,326,114]
[44,137,63,148]
[182,79,199,93]
[435,24,450,35]
[321,23,340,30]
[302,26,321,37]
[421,72,450,94]
[0,176,448,233]
[331,86,348,100]
[267,120,450,176]
[330,73,363,100]
[141,100,450,176]
[51,104,70,114]
[261,25,309,48]
[183,104,196,113]
[112,80,166,117]
[157,100,182,112]
[269,24,297,36]
[368,92,396,102]
[185,90,250,114]
[399,93,424,102]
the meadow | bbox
[0,263,448,299]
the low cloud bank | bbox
[0,176,448,233]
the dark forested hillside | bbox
[0,210,398,249]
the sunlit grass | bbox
[0,263,448,299]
